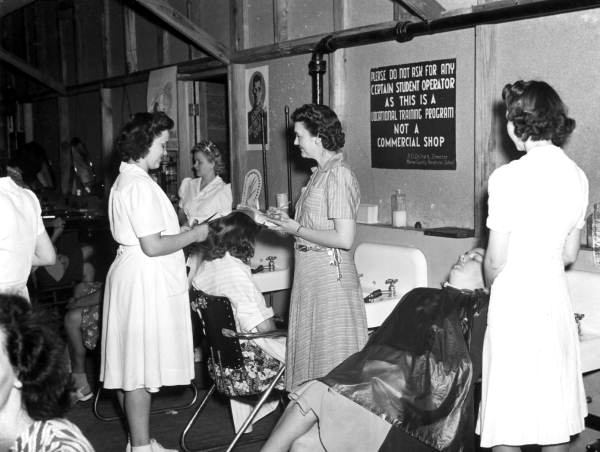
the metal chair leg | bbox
[93,382,199,422]
[226,365,285,452]
[180,384,217,452]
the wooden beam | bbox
[330,0,347,115]
[273,0,289,43]
[474,18,498,239]
[58,96,71,194]
[396,0,445,21]
[102,0,113,78]
[446,0,549,17]
[100,88,113,198]
[231,0,248,52]
[393,2,418,21]
[0,46,66,94]
[232,20,399,64]
[134,0,230,64]
[0,0,35,18]
[124,4,138,73]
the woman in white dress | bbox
[477,80,588,451]
[100,112,208,452]
[178,139,232,227]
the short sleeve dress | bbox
[0,177,44,300]
[178,176,232,226]
[285,153,368,391]
[100,162,194,391]
[476,145,588,447]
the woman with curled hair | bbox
[267,104,367,392]
[178,140,232,227]
[101,112,208,452]
[0,294,93,451]
[477,81,588,451]
[190,211,285,432]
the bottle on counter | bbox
[391,189,407,227]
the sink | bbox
[566,270,600,373]
[250,229,294,293]
[354,242,427,328]
[252,268,292,293]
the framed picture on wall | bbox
[147,66,178,150]
[245,65,269,151]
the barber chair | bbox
[180,288,286,452]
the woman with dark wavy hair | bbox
[0,294,93,451]
[477,81,588,451]
[101,112,208,452]
[267,104,367,392]
[190,211,285,432]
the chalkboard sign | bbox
[370,58,456,170]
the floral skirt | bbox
[81,305,100,350]
[208,341,284,397]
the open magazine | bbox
[236,204,280,228]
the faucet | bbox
[384,278,398,297]
[266,256,277,272]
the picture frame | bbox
[245,65,269,151]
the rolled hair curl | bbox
[291,104,345,152]
[191,140,226,177]
[502,80,575,147]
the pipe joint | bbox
[308,58,327,76]
[394,21,414,43]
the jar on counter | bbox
[391,189,407,227]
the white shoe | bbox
[127,439,177,452]
[74,386,94,402]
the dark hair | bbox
[202,211,260,262]
[291,104,345,152]
[10,142,48,184]
[0,294,72,420]
[115,111,174,162]
[251,73,263,87]
[191,140,226,177]
[502,80,575,147]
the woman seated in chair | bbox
[261,248,489,452]
[190,211,285,432]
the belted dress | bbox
[100,162,194,391]
[285,153,368,391]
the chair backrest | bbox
[190,288,244,369]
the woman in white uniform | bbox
[477,80,588,451]
[100,112,208,452]
[178,139,232,227]
[0,159,55,300]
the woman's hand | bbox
[192,223,209,242]
[266,207,300,235]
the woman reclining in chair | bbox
[190,211,286,432]
[261,248,489,452]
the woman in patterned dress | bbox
[101,112,208,452]
[477,81,588,451]
[0,294,94,452]
[268,104,368,391]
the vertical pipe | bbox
[284,105,293,215]
[309,54,326,105]
[261,111,269,209]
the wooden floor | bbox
[67,378,281,451]
[66,362,281,452]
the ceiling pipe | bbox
[310,0,600,104]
